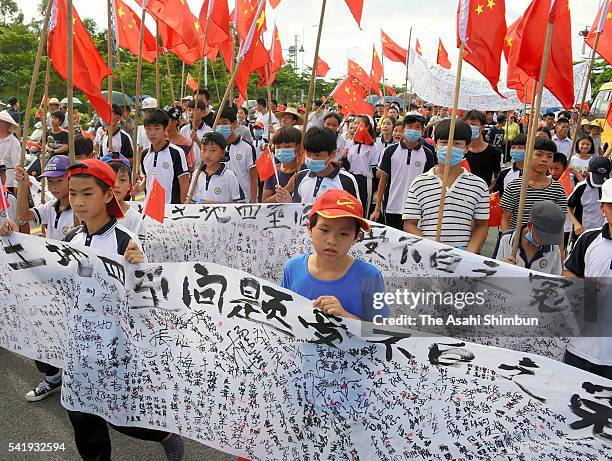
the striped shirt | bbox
[403,168,490,248]
[500,177,567,229]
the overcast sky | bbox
[19,0,603,85]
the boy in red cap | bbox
[281,190,389,321]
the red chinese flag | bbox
[234,1,269,99]
[144,178,166,224]
[488,192,502,227]
[353,122,374,144]
[257,24,284,87]
[457,0,506,95]
[415,38,423,56]
[330,77,373,116]
[348,59,371,91]
[370,47,383,96]
[137,0,200,52]
[504,18,535,104]
[186,73,198,91]
[268,0,282,8]
[236,0,266,41]
[558,168,574,197]
[516,0,574,109]
[586,0,612,65]
[344,0,364,28]
[158,20,203,65]
[316,57,330,77]
[381,30,407,63]
[255,147,275,181]
[47,0,112,124]
[385,85,397,96]
[114,0,158,63]
[218,38,234,72]
[0,186,10,210]
[199,0,230,46]
[436,38,452,69]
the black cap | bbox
[201,131,227,150]
[165,106,182,122]
[0,163,6,170]
[588,156,612,186]
[7,96,17,106]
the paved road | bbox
[0,349,234,461]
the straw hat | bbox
[275,106,304,125]
[0,110,19,129]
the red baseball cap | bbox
[67,159,124,218]
[309,189,370,232]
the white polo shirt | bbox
[492,226,562,275]
[140,142,189,204]
[190,163,245,204]
[32,199,74,240]
[180,121,212,166]
[225,137,256,202]
[347,143,379,178]
[293,165,360,205]
[564,224,612,366]
[378,141,436,214]
[101,129,134,158]
[568,179,605,231]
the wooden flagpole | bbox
[511,20,555,258]
[403,26,412,111]
[180,62,186,100]
[434,43,464,242]
[40,56,52,205]
[196,11,212,91]
[67,0,75,164]
[107,0,115,154]
[265,64,279,186]
[299,0,327,161]
[165,53,176,102]
[155,20,161,102]
[210,58,221,103]
[16,0,53,223]
[568,28,602,163]
[131,0,147,199]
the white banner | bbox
[1,233,610,459]
[132,203,584,360]
[406,48,590,111]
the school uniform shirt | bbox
[492,226,562,274]
[32,199,74,240]
[225,137,256,202]
[465,144,502,186]
[552,135,572,157]
[119,206,143,234]
[564,224,612,366]
[101,129,134,158]
[190,163,245,203]
[255,112,278,139]
[293,165,360,205]
[374,135,395,160]
[179,121,212,167]
[0,134,21,186]
[64,218,146,262]
[378,140,436,215]
[335,135,348,162]
[494,163,522,198]
[347,143,379,178]
[140,142,189,204]
[281,254,390,322]
[136,125,151,151]
[568,179,605,231]
[403,168,490,249]
[500,178,567,229]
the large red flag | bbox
[516,0,574,109]
[144,178,166,224]
[236,0,266,41]
[256,23,284,87]
[316,57,330,77]
[234,0,269,98]
[370,47,383,97]
[48,0,112,124]
[139,0,201,51]
[457,0,506,94]
[348,59,371,91]
[199,0,230,46]
[415,38,423,56]
[344,0,364,28]
[385,85,397,96]
[114,0,158,64]
[330,77,373,116]
[504,18,536,104]
[381,30,407,63]
[437,38,452,69]
[157,20,203,66]
[586,0,612,64]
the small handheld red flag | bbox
[558,168,574,197]
[186,73,198,91]
[144,178,166,224]
[488,192,502,227]
[437,38,452,69]
[255,148,275,181]
[353,122,374,145]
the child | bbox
[74,135,95,161]
[549,152,575,247]
[165,106,193,173]
[569,135,595,180]
[0,164,17,222]
[403,119,490,252]
[138,109,189,204]
[567,156,611,239]
[291,127,360,205]
[323,112,346,162]
[0,109,21,188]
[371,115,435,230]
[101,153,143,233]
[463,110,502,189]
[189,132,245,204]
[251,121,266,158]
[344,115,379,216]
[492,200,565,274]
[374,116,396,159]
[392,121,405,144]
[179,100,212,167]
[494,134,526,198]
[262,126,301,203]
[500,136,567,233]
[46,110,69,156]
[281,189,390,321]
[216,107,258,203]
[101,104,134,158]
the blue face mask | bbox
[274,148,296,164]
[510,149,526,162]
[216,125,233,139]
[470,125,481,140]
[525,230,541,248]
[404,129,421,143]
[253,128,263,139]
[305,157,327,173]
[436,145,465,167]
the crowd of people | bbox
[0,89,611,460]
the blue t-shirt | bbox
[281,254,389,321]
